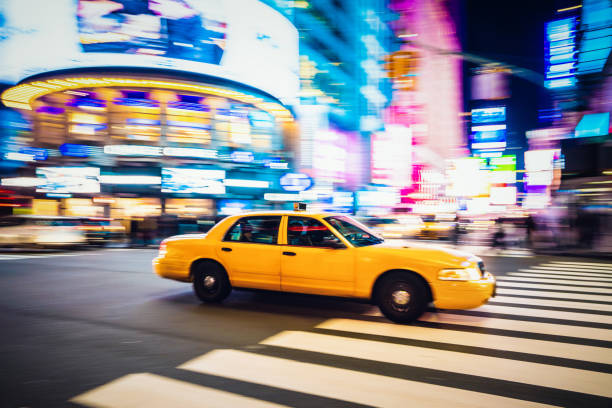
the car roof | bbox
[229,211,345,218]
[3,215,79,220]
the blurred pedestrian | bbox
[129,218,139,247]
[491,219,506,251]
[525,214,536,247]
[451,215,461,247]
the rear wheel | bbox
[193,261,231,303]
[376,272,428,323]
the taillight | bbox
[159,241,168,256]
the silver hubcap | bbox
[392,290,410,305]
[203,275,216,288]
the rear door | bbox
[216,216,282,290]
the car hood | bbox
[367,240,480,268]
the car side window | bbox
[287,216,343,248]
[223,216,281,244]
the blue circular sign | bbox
[280,173,313,192]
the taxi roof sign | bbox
[294,202,307,211]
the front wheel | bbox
[376,272,428,324]
[193,261,231,303]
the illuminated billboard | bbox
[574,112,610,138]
[161,168,225,194]
[545,17,577,89]
[470,125,507,150]
[471,107,506,124]
[0,0,298,103]
[36,167,100,193]
[371,125,412,187]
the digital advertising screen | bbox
[161,168,225,194]
[36,167,100,193]
[471,125,507,150]
[471,107,506,124]
[0,0,299,103]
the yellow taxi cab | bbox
[153,208,496,323]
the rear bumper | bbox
[432,273,496,309]
[153,257,191,282]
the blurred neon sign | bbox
[60,143,91,157]
[104,145,162,156]
[545,18,577,89]
[471,107,506,124]
[280,173,313,192]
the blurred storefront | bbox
[0,0,301,221]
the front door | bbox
[216,216,282,290]
[281,216,354,296]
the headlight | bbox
[438,268,481,281]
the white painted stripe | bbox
[489,296,612,312]
[70,372,288,408]
[497,276,612,287]
[519,268,612,277]
[180,349,556,408]
[258,331,612,398]
[469,304,612,324]
[544,264,612,271]
[548,262,612,268]
[497,281,612,294]
[419,311,612,342]
[496,287,612,302]
[530,266,612,274]
[316,318,612,364]
[509,272,612,282]
[0,255,31,260]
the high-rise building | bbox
[264,1,395,189]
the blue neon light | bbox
[126,118,161,126]
[545,17,577,89]
[60,143,91,157]
[19,147,48,160]
[575,112,610,138]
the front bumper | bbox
[432,272,496,310]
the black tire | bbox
[376,271,428,324]
[193,261,232,303]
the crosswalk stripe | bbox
[548,262,612,269]
[508,273,612,282]
[257,331,612,398]
[418,312,612,341]
[497,276,612,287]
[0,254,80,260]
[518,268,612,277]
[530,266,612,274]
[315,318,612,364]
[489,295,612,312]
[497,281,612,294]
[467,304,612,324]
[70,372,288,408]
[179,349,557,408]
[496,287,612,302]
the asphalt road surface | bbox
[0,246,611,408]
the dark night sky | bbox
[458,0,580,168]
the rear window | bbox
[223,216,281,245]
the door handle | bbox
[282,251,296,256]
[221,247,232,252]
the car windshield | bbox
[325,216,384,247]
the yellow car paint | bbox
[153,211,495,311]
